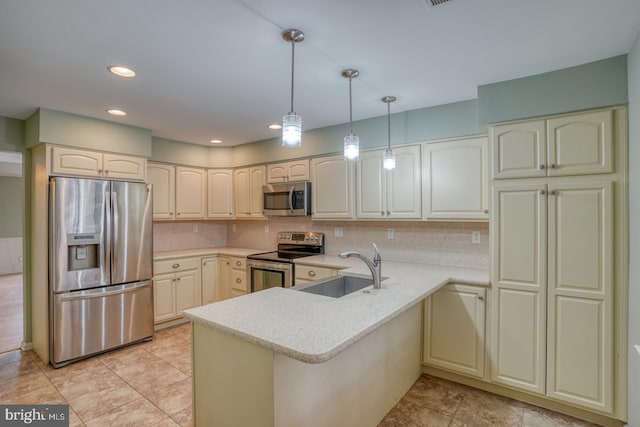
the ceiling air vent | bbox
[424,0,455,8]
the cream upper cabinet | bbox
[207,169,234,218]
[147,163,175,219]
[491,179,614,413]
[266,160,309,183]
[234,166,265,218]
[423,137,488,220]
[423,283,486,379]
[310,155,355,219]
[491,110,613,179]
[50,146,146,181]
[357,145,421,219]
[175,166,206,219]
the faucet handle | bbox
[371,242,381,263]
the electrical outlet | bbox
[334,227,343,237]
[472,231,481,244]
[264,224,270,233]
[231,224,236,232]
[193,224,199,233]
[635,344,640,356]
[387,228,395,239]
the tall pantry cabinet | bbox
[489,107,627,418]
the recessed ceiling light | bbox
[108,65,136,78]
[210,139,223,144]
[268,123,283,130]
[107,109,127,116]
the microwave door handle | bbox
[289,187,295,215]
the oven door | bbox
[247,259,293,292]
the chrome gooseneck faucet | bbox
[339,243,382,289]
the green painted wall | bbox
[151,137,233,168]
[626,29,640,427]
[0,176,23,238]
[232,99,485,167]
[478,55,628,124]
[25,108,152,157]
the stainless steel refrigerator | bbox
[49,177,154,367]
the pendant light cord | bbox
[387,101,391,150]
[290,40,295,114]
[348,77,353,134]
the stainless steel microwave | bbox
[262,181,311,216]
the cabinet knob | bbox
[387,211,390,216]
[104,170,109,174]
[169,212,173,215]
[172,263,179,269]
[540,189,546,195]
[477,295,484,301]
[236,260,242,266]
[381,211,385,216]
[308,271,316,277]
[483,209,489,214]
[549,190,557,196]
[539,164,546,170]
[549,163,557,169]
[176,277,181,281]
[235,278,242,283]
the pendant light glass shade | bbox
[282,29,304,148]
[282,113,302,147]
[382,96,396,171]
[342,69,360,161]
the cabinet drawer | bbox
[295,264,336,281]
[154,257,200,275]
[231,269,248,292]
[230,256,246,270]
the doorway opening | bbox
[0,150,23,353]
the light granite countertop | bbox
[153,247,261,260]
[183,257,489,364]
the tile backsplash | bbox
[153,221,227,252]
[153,218,489,269]
[226,218,489,269]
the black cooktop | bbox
[247,250,317,263]
[247,231,325,263]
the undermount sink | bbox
[295,275,374,298]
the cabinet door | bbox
[153,273,176,323]
[491,120,546,179]
[202,257,219,304]
[311,155,355,219]
[490,182,547,395]
[266,163,288,183]
[249,166,265,217]
[546,180,613,413]
[357,151,385,219]
[175,166,206,219]
[294,264,336,285]
[387,145,422,218]
[175,269,201,314]
[50,146,103,178]
[217,257,232,300]
[424,137,488,220]
[207,169,234,218]
[423,284,486,378]
[287,159,309,181]
[103,154,146,181]
[147,163,175,220]
[234,168,251,217]
[547,110,613,177]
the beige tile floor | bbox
[1,322,598,427]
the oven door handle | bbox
[289,186,295,215]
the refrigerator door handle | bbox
[57,282,151,302]
[110,190,118,275]
[104,189,112,283]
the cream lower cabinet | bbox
[311,155,356,219]
[218,256,248,300]
[423,137,489,220]
[202,256,219,304]
[153,257,202,323]
[491,179,613,414]
[357,145,422,219]
[423,283,486,379]
[294,264,339,286]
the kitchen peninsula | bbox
[184,257,489,427]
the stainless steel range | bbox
[247,231,324,292]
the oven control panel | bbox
[277,231,324,246]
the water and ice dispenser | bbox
[66,233,100,271]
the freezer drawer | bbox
[51,281,153,367]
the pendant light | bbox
[342,69,360,161]
[282,29,305,148]
[382,96,397,170]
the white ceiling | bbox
[1,0,639,147]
